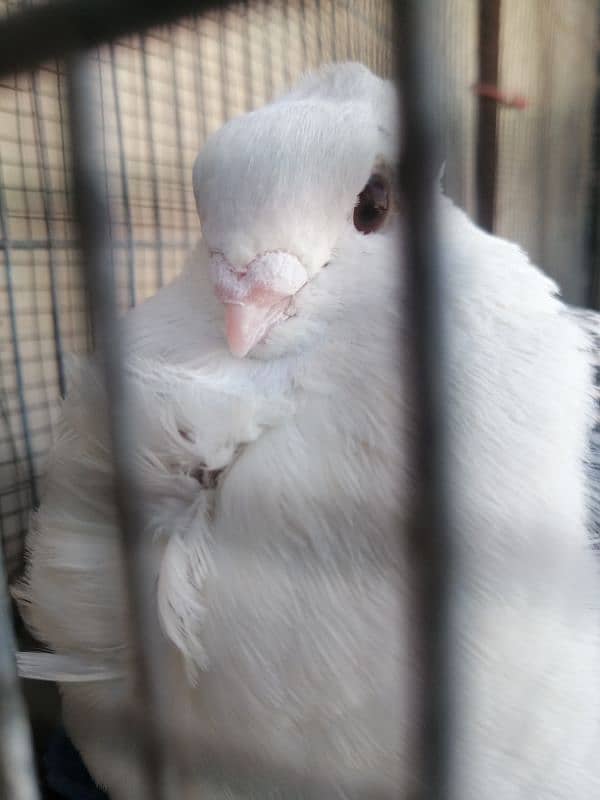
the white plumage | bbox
[14,62,600,798]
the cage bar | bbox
[299,0,309,70]
[192,13,209,143]
[396,1,455,797]
[315,0,324,63]
[109,42,137,307]
[240,2,254,112]
[97,48,119,330]
[260,0,274,102]
[0,0,226,78]
[31,73,67,397]
[0,538,40,800]
[139,36,165,288]
[218,8,232,121]
[65,52,175,800]
[169,30,193,248]
[476,0,501,232]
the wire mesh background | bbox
[0,0,598,582]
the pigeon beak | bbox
[209,252,307,358]
[223,292,293,358]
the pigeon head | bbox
[193,62,398,358]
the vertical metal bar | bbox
[169,28,192,246]
[66,52,174,800]
[97,49,120,316]
[396,2,455,798]
[587,9,600,309]
[0,158,39,511]
[0,534,40,799]
[261,0,274,100]
[192,15,208,143]
[109,43,137,308]
[345,0,353,61]
[282,0,291,86]
[299,0,309,70]
[330,0,337,61]
[31,72,67,397]
[218,8,231,122]
[241,1,254,111]
[315,0,324,63]
[139,35,165,287]
[57,65,72,211]
[57,63,88,347]
[476,0,501,232]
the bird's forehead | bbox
[192,99,384,269]
[195,100,378,200]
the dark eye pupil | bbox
[354,173,390,234]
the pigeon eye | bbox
[353,173,390,234]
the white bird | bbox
[14,62,600,799]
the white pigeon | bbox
[14,62,600,799]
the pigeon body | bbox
[16,63,600,798]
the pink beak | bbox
[210,251,307,358]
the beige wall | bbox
[496,0,597,303]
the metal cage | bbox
[0,1,599,798]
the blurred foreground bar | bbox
[0,0,224,76]
[0,543,40,800]
[396,1,456,798]
[66,53,176,800]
